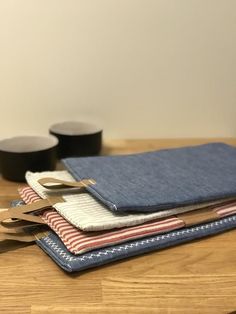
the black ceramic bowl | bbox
[0,135,58,182]
[49,121,102,158]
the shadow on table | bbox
[0,240,33,253]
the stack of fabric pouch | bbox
[21,142,236,272]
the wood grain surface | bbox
[0,139,236,314]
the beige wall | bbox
[0,0,235,139]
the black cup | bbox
[0,135,58,182]
[49,121,102,158]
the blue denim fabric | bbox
[11,200,25,207]
[63,143,236,213]
[36,214,236,272]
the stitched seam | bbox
[63,160,118,211]
[41,216,236,262]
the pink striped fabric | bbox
[18,187,236,255]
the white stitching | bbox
[40,216,236,263]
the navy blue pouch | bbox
[63,143,236,213]
[36,214,236,273]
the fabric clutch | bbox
[25,170,230,231]
[63,143,236,212]
[36,214,236,272]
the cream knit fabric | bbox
[26,170,226,231]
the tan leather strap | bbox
[0,232,36,242]
[0,220,42,234]
[0,196,64,226]
[177,208,220,227]
[33,230,50,240]
[37,177,96,190]
[0,230,49,242]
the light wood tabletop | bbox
[1,139,236,314]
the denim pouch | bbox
[36,214,236,272]
[63,143,236,213]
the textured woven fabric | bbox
[63,143,236,212]
[25,170,227,231]
[44,211,183,255]
[19,186,236,255]
[36,214,236,272]
[19,187,183,254]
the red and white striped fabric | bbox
[18,187,236,255]
[20,187,41,203]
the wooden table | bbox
[1,139,236,314]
